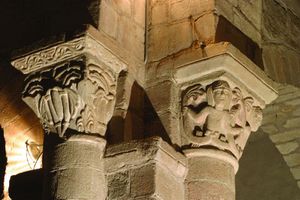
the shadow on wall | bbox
[107,81,172,146]
[236,131,300,200]
[0,127,7,199]
[0,0,99,57]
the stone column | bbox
[10,26,126,200]
[146,41,278,199]
[174,46,278,200]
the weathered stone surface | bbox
[260,124,279,134]
[104,137,187,199]
[276,141,299,155]
[107,171,130,199]
[284,153,300,167]
[131,164,156,197]
[284,117,300,129]
[270,130,300,143]
[100,0,118,38]
[290,167,300,180]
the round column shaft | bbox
[184,149,237,200]
[43,133,107,200]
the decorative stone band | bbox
[10,28,127,138]
[11,32,126,75]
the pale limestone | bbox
[100,1,119,39]
[233,7,261,44]
[293,107,300,116]
[260,124,278,134]
[133,0,146,27]
[169,21,193,54]
[112,0,132,16]
[238,0,262,29]
[270,130,300,143]
[290,167,300,180]
[170,0,190,21]
[151,3,168,25]
[286,98,300,106]
[284,117,300,129]
[276,141,299,155]
[284,153,300,167]
[190,0,214,16]
[216,0,234,21]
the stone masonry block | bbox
[270,130,300,143]
[233,7,261,44]
[133,0,146,27]
[100,1,118,38]
[276,141,299,155]
[130,164,156,197]
[112,0,132,16]
[169,21,193,54]
[260,124,278,135]
[107,171,130,199]
[117,17,145,59]
[146,81,174,112]
[284,153,300,167]
[148,26,169,60]
[284,117,300,129]
[151,3,168,25]
[156,164,185,200]
[194,13,216,43]
[190,0,215,16]
[170,0,190,21]
[238,0,262,29]
[55,168,106,200]
[216,0,234,21]
[290,167,300,180]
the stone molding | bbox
[11,29,127,138]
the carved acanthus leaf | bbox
[38,87,83,137]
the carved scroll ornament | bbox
[23,58,117,138]
[11,38,85,74]
[182,80,263,159]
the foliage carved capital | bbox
[11,33,127,138]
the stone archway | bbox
[260,83,300,191]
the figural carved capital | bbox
[172,43,278,162]
[11,29,127,138]
[182,80,263,159]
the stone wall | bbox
[99,0,145,61]
[261,83,300,189]
[262,0,300,87]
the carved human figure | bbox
[235,98,263,156]
[184,80,243,157]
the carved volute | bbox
[11,29,127,138]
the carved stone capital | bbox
[11,29,127,138]
[182,80,263,159]
[172,43,278,162]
